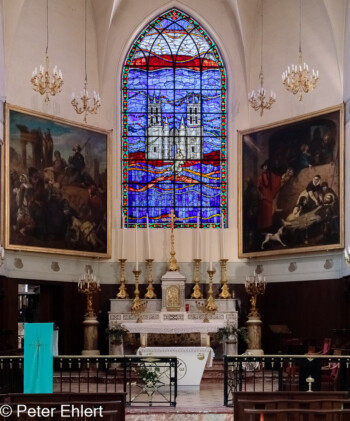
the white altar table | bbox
[137,346,214,387]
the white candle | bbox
[196,214,200,259]
[209,224,213,270]
[135,223,138,270]
[220,213,224,259]
[146,214,151,259]
[121,214,125,259]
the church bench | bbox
[3,392,126,421]
[243,407,350,421]
[234,391,350,420]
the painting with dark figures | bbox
[238,105,344,258]
[4,104,111,257]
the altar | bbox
[109,297,238,349]
[136,346,214,387]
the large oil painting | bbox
[238,105,344,258]
[4,104,111,257]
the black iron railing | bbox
[224,354,350,406]
[0,356,177,407]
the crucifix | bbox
[163,209,179,271]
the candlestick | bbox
[116,258,128,299]
[135,223,138,271]
[144,258,156,299]
[209,224,213,270]
[220,213,224,259]
[196,214,200,259]
[146,214,151,260]
[191,258,203,299]
[121,213,125,259]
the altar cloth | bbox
[137,346,214,386]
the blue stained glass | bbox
[122,9,227,227]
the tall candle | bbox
[220,213,224,259]
[146,214,151,259]
[209,224,213,270]
[121,213,125,259]
[196,214,200,259]
[135,223,138,270]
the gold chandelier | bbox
[71,0,101,123]
[30,0,63,102]
[248,0,276,116]
[282,0,319,101]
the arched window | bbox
[122,9,226,228]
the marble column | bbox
[246,316,264,355]
[82,316,100,355]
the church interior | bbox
[1,0,350,417]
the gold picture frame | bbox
[238,104,344,258]
[3,104,111,258]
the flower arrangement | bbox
[215,324,249,344]
[138,364,161,386]
[105,323,129,345]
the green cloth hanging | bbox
[24,323,53,393]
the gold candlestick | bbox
[191,258,203,299]
[219,259,231,299]
[206,269,218,313]
[131,269,147,323]
[144,259,157,299]
[117,258,129,299]
[245,274,266,317]
[78,271,101,318]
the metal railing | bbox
[0,355,177,407]
[224,354,350,406]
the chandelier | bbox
[248,0,276,116]
[282,0,319,101]
[71,0,101,122]
[30,0,63,102]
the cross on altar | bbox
[163,209,179,271]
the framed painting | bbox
[4,104,111,257]
[238,104,344,258]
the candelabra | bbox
[245,274,266,318]
[131,269,147,323]
[116,258,129,299]
[191,258,203,299]
[30,0,63,102]
[78,269,101,318]
[71,0,101,122]
[282,0,319,101]
[248,1,276,116]
[219,259,231,299]
[144,259,157,299]
[248,72,276,116]
[71,78,101,123]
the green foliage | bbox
[105,324,129,345]
[138,364,161,385]
[215,324,249,344]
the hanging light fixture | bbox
[248,0,276,116]
[30,0,63,102]
[282,0,319,101]
[71,0,101,123]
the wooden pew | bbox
[244,407,350,421]
[234,391,350,421]
[3,392,126,421]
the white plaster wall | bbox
[0,0,348,285]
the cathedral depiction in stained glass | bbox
[122,9,226,228]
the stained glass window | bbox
[122,9,226,228]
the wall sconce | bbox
[344,247,350,265]
[288,262,297,272]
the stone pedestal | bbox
[82,316,100,355]
[246,316,264,355]
[161,271,186,312]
